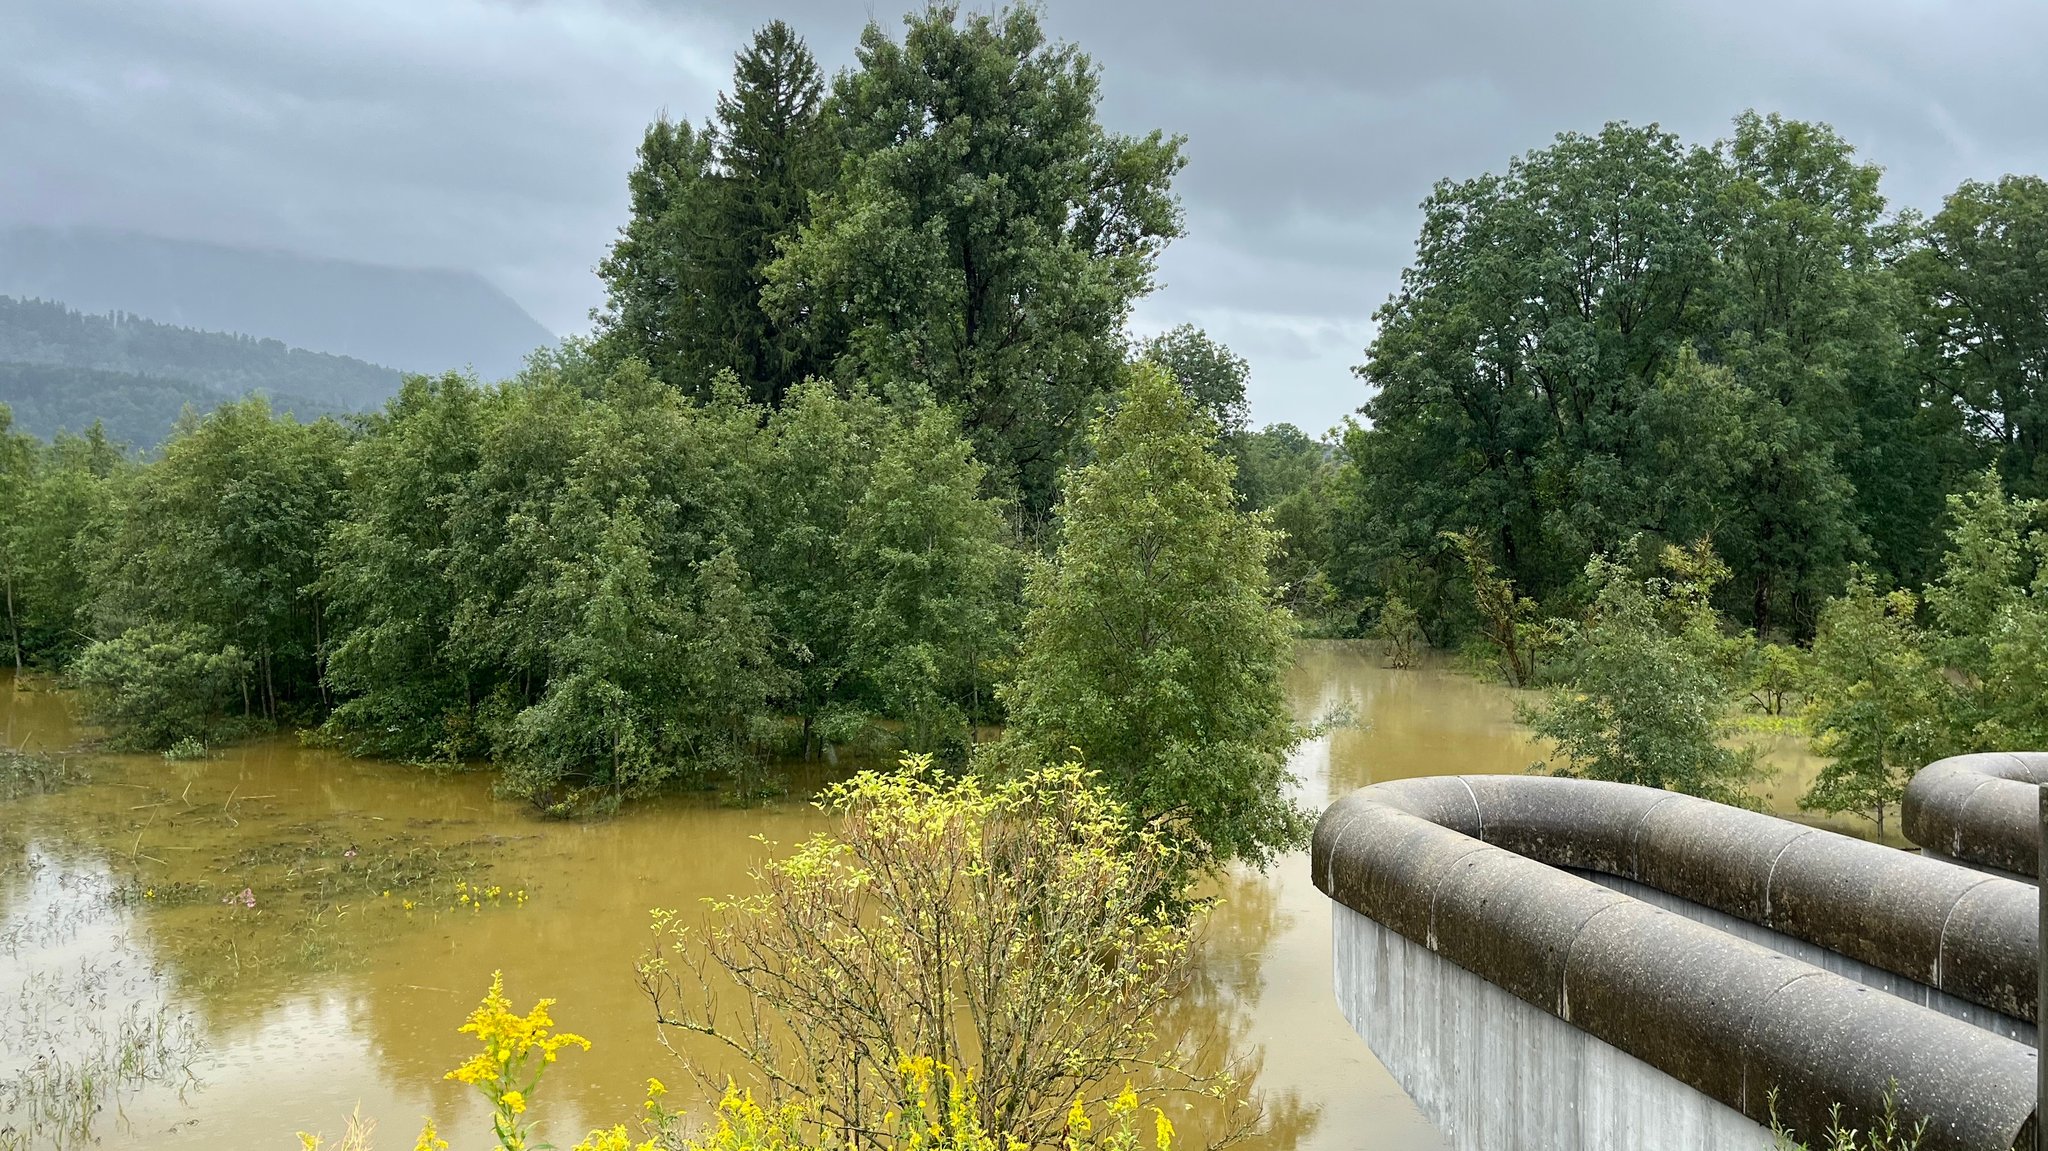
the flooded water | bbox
[0,642,1855,1151]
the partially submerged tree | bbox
[999,364,1307,868]
[1523,543,1763,805]
[1441,530,1551,687]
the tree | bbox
[1903,175,2048,496]
[1917,468,2048,751]
[1141,324,1249,438]
[1523,543,1763,804]
[0,406,33,674]
[597,22,837,404]
[1709,113,1900,635]
[1375,595,1423,668]
[80,398,348,743]
[1441,529,1553,687]
[767,3,1186,515]
[639,758,1245,1150]
[70,624,251,750]
[1347,113,1943,641]
[1801,574,1947,840]
[844,407,1018,757]
[1,413,118,676]
[1354,122,1725,623]
[1228,423,1324,511]
[595,115,718,390]
[999,364,1306,867]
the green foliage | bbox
[70,624,252,750]
[1741,642,1807,717]
[0,409,118,671]
[1000,365,1307,867]
[766,4,1185,515]
[843,407,1019,756]
[1799,575,1945,838]
[1770,1082,1928,1151]
[1902,175,2048,498]
[1375,596,1423,668]
[597,22,838,405]
[1142,324,1250,439]
[77,398,348,744]
[1344,112,1977,641]
[315,353,1017,805]
[1227,424,1324,511]
[1523,543,1763,805]
[1440,530,1552,687]
[1918,469,2048,751]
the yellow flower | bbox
[502,1090,527,1115]
[298,1134,321,1151]
[413,1120,449,1151]
[1153,1109,1174,1151]
[1067,1096,1092,1137]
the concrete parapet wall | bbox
[1904,752,2048,878]
[1313,776,2038,1151]
[1333,902,1779,1151]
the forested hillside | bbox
[0,226,554,380]
[0,362,342,448]
[0,296,390,444]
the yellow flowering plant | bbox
[443,970,592,1150]
[294,979,1180,1151]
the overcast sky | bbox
[5,0,2046,433]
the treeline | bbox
[0,359,1297,861]
[0,295,397,445]
[1281,114,2048,644]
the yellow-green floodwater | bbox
[0,642,1859,1151]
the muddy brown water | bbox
[0,642,1854,1151]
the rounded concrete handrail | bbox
[1313,776,2037,1151]
[1903,752,2048,877]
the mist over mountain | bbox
[0,227,557,381]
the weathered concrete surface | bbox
[1582,872,2034,1044]
[1318,774,2038,1023]
[1333,903,1780,1151]
[1315,777,2038,1151]
[1904,752,2048,879]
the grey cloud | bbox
[5,0,2046,433]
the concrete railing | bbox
[1904,752,2048,879]
[1314,775,2037,1151]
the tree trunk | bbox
[4,573,21,678]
